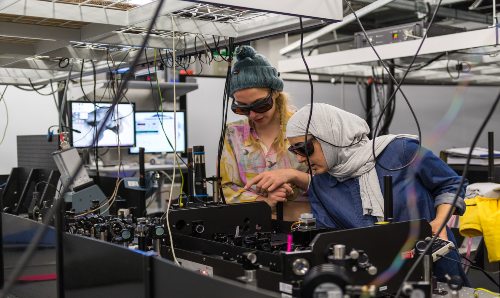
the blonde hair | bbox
[274,91,295,154]
[247,90,295,154]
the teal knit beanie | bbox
[229,45,284,97]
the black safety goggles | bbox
[288,137,315,157]
[231,92,274,116]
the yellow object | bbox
[474,288,500,297]
[460,196,500,262]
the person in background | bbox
[245,103,468,283]
[220,45,310,220]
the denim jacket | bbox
[308,138,468,284]
[308,138,466,229]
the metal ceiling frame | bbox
[180,0,343,21]
[280,0,398,55]
[278,27,500,84]
[0,0,332,84]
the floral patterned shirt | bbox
[220,118,307,203]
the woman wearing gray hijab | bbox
[245,103,467,284]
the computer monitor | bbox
[129,111,186,154]
[70,101,136,148]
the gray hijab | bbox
[286,103,416,220]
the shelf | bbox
[127,80,199,99]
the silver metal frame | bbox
[0,0,331,84]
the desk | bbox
[448,164,500,184]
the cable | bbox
[396,89,500,297]
[436,254,500,288]
[88,179,123,217]
[79,59,93,103]
[388,51,449,72]
[49,79,59,111]
[75,179,123,217]
[216,37,235,205]
[299,17,346,229]
[0,86,9,146]
[59,57,70,68]
[27,79,60,96]
[344,0,425,172]
[474,288,500,297]
[34,181,63,197]
[313,134,363,149]
[0,0,166,296]
[143,50,187,167]
[57,64,73,139]
[152,49,186,196]
[164,17,180,266]
[14,83,47,92]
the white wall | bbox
[187,77,500,182]
[391,85,500,153]
[0,86,59,174]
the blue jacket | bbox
[308,138,468,284]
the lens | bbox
[251,93,274,113]
[288,139,315,157]
[231,103,250,115]
[231,92,273,115]
[288,142,307,157]
[252,101,273,113]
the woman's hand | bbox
[429,219,448,240]
[430,204,454,240]
[255,185,292,207]
[245,169,296,193]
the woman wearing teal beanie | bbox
[220,45,310,220]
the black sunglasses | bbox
[288,137,315,157]
[231,92,274,116]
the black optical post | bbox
[488,132,495,182]
[193,146,208,202]
[139,147,146,216]
[384,175,394,222]
[187,148,194,206]
[276,202,284,221]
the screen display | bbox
[70,102,135,148]
[130,111,186,154]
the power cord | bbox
[143,49,187,167]
[299,17,346,230]
[437,253,500,288]
[34,181,63,198]
[216,37,235,205]
[345,0,424,172]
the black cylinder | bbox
[139,147,146,188]
[488,132,495,182]
[366,82,373,139]
[139,147,146,216]
[193,145,208,201]
[187,148,194,206]
[138,237,147,251]
[276,202,284,221]
[384,175,393,222]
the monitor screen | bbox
[70,101,135,148]
[130,111,186,154]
